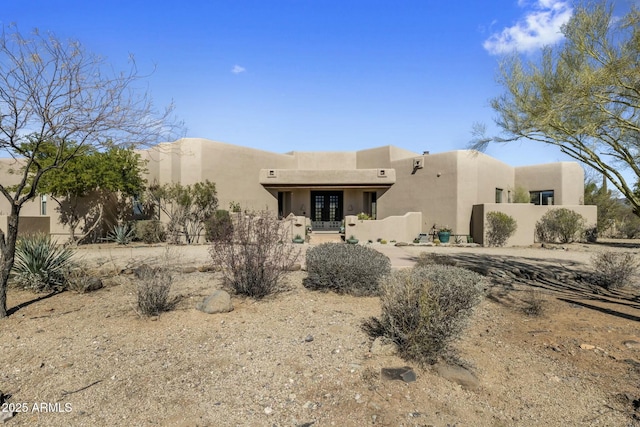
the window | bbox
[495,188,503,203]
[40,195,47,215]
[530,190,554,205]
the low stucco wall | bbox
[0,216,50,237]
[283,215,311,241]
[472,204,597,246]
[344,212,422,243]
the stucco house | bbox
[0,138,596,246]
[138,138,596,245]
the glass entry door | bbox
[311,191,343,230]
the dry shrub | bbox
[303,243,391,296]
[522,288,545,316]
[209,211,299,298]
[363,265,485,365]
[135,265,175,316]
[591,251,639,290]
[135,220,166,244]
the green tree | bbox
[583,177,623,235]
[472,2,640,216]
[147,180,218,244]
[0,27,177,318]
[34,144,147,243]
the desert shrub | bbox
[522,288,546,316]
[415,252,457,267]
[135,220,166,244]
[357,212,372,220]
[363,265,485,365]
[304,243,391,296]
[535,208,586,243]
[591,251,639,290]
[485,211,517,247]
[65,265,102,293]
[106,223,135,245]
[12,233,76,292]
[204,209,233,242]
[209,211,300,298]
[136,265,175,316]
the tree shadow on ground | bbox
[7,291,62,316]
[409,252,640,322]
[592,241,640,250]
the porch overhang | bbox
[259,168,395,189]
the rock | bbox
[400,369,417,382]
[434,363,480,390]
[394,242,409,246]
[623,340,640,349]
[381,366,416,383]
[84,277,104,292]
[181,266,198,274]
[0,411,13,423]
[580,344,595,350]
[370,337,398,356]
[287,263,302,271]
[264,407,273,415]
[197,290,233,314]
[304,335,314,342]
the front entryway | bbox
[311,191,343,231]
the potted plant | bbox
[437,226,452,244]
[292,234,305,244]
[346,235,359,244]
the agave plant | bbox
[13,233,76,292]
[106,223,135,245]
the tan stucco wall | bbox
[473,203,597,246]
[344,212,422,243]
[515,162,584,205]
[0,215,50,237]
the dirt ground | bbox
[1,240,640,426]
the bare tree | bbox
[0,26,180,317]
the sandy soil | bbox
[1,240,639,426]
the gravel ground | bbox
[1,241,639,426]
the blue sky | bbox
[2,0,635,169]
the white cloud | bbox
[231,65,246,74]
[483,0,573,55]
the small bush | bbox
[304,243,391,296]
[522,288,545,316]
[485,211,517,247]
[205,209,233,242]
[136,265,175,316]
[591,251,639,290]
[357,212,372,220]
[363,265,485,365]
[209,211,300,298]
[135,220,166,244]
[535,208,586,243]
[12,233,75,292]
